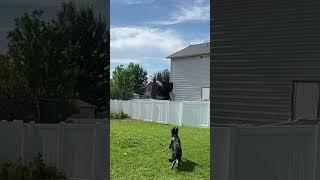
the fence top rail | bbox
[111,99,210,103]
[0,120,105,128]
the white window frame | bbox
[201,87,210,100]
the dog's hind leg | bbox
[177,158,181,167]
[171,159,177,169]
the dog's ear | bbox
[176,127,179,134]
[172,127,176,135]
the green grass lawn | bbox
[110,119,210,180]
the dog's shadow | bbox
[177,159,198,172]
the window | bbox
[293,82,320,120]
[201,87,210,100]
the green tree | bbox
[4,2,109,119]
[111,65,134,100]
[127,63,148,95]
[7,9,80,118]
[53,2,109,112]
[0,55,34,120]
[110,78,120,99]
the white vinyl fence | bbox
[0,120,106,180]
[214,125,320,180]
[111,99,210,128]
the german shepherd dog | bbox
[169,127,182,169]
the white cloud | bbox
[189,38,209,45]
[110,26,208,77]
[111,26,187,60]
[151,0,209,25]
[111,58,141,64]
[111,26,190,76]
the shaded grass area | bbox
[110,119,210,180]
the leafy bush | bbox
[111,112,129,119]
[120,112,129,119]
[0,153,67,180]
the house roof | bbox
[146,82,152,89]
[72,99,96,108]
[167,42,210,59]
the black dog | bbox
[169,127,182,169]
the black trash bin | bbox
[38,98,64,123]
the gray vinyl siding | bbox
[211,0,320,125]
[171,56,210,101]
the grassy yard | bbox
[110,119,210,180]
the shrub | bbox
[110,113,116,119]
[0,153,67,180]
[120,112,128,119]
[111,112,129,119]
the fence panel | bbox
[131,101,140,119]
[0,120,106,180]
[111,100,209,127]
[110,100,116,113]
[152,101,169,124]
[182,101,210,127]
[168,102,182,126]
[60,124,95,179]
[110,100,122,113]
[214,125,320,180]
[237,126,315,180]
[122,101,131,116]
[140,101,153,121]
[0,121,22,163]
[32,124,60,165]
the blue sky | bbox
[110,0,210,80]
[0,0,107,54]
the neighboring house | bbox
[167,42,210,101]
[144,81,163,99]
[70,99,96,119]
[212,0,320,126]
[144,82,153,98]
[132,93,141,99]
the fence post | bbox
[13,120,25,161]
[118,100,121,112]
[207,101,210,128]
[313,125,320,180]
[228,127,239,180]
[120,100,123,113]
[57,122,65,169]
[116,100,118,112]
[129,101,132,118]
[17,120,25,162]
[180,101,184,126]
[151,100,154,122]
[139,100,141,120]
[166,101,169,124]
[91,122,99,180]
[119,100,122,113]
[111,100,114,113]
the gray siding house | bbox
[167,42,210,101]
[212,0,320,126]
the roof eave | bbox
[167,52,210,59]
